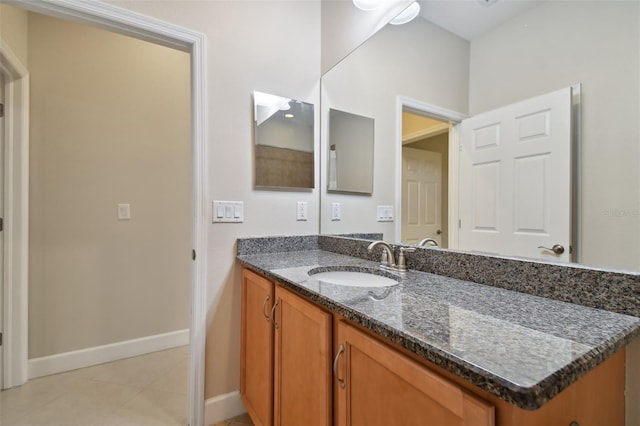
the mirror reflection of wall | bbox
[320,16,468,237]
[328,108,374,194]
[320,1,640,272]
[253,91,315,189]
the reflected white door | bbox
[458,87,572,261]
[402,147,442,245]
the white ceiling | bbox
[418,0,545,41]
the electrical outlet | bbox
[297,201,308,221]
[331,203,341,221]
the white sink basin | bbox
[310,270,398,288]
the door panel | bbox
[459,87,572,261]
[336,321,494,426]
[274,286,331,426]
[402,147,442,245]
[241,269,275,426]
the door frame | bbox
[0,38,30,392]
[1,2,209,426]
[395,96,466,248]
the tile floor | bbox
[211,413,253,426]
[1,346,198,425]
[0,346,253,425]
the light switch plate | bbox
[117,203,131,220]
[377,205,394,222]
[212,201,244,223]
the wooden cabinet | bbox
[274,285,332,426]
[241,268,274,426]
[241,268,332,426]
[334,320,495,426]
[242,267,625,426]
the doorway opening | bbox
[0,2,207,425]
[396,96,466,250]
[401,111,451,247]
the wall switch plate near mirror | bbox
[253,91,315,190]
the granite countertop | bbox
[237,249,640,410]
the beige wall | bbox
[0,4,29,68]
[107,0,321,398]
[28,13,191,358]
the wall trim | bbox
[3,1,208,425]
[0,38,30,390]
[28,329,189,379]
[204,391,246,426]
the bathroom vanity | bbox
[237,236,639,426]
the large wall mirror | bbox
[320,0,640,272]
[254,91,315,189]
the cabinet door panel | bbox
[241,269,275,426]
[275,286,332,426]
[337,321,494,426]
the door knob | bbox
[436,229,442,235]
[538,244,565,255]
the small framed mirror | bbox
[327,108,374,194]
[253,91,315,190]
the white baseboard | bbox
[28,329,189,379]
[204,391,247,426]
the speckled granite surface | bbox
[237,235,319,255]
[319,235,640,317]
[237,241,640,410]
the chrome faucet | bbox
[418,237,439,247]
[367,241,416,272]
[367,240,396,269]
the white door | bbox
[401,147,442,245]
[458,87,572,261]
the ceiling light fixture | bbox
[353,0,384,11]
[389,1,421,25]
[284,113,295,119]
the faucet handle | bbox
[379,249,389,266]
[397,247,416,272]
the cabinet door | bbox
[335,321,494,426]
[241,269,275,426]
[274,286,332,426]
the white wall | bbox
[108,0,321,399]
[321,17,469,239]
[28,13,192,358]
[321,0,412,74]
